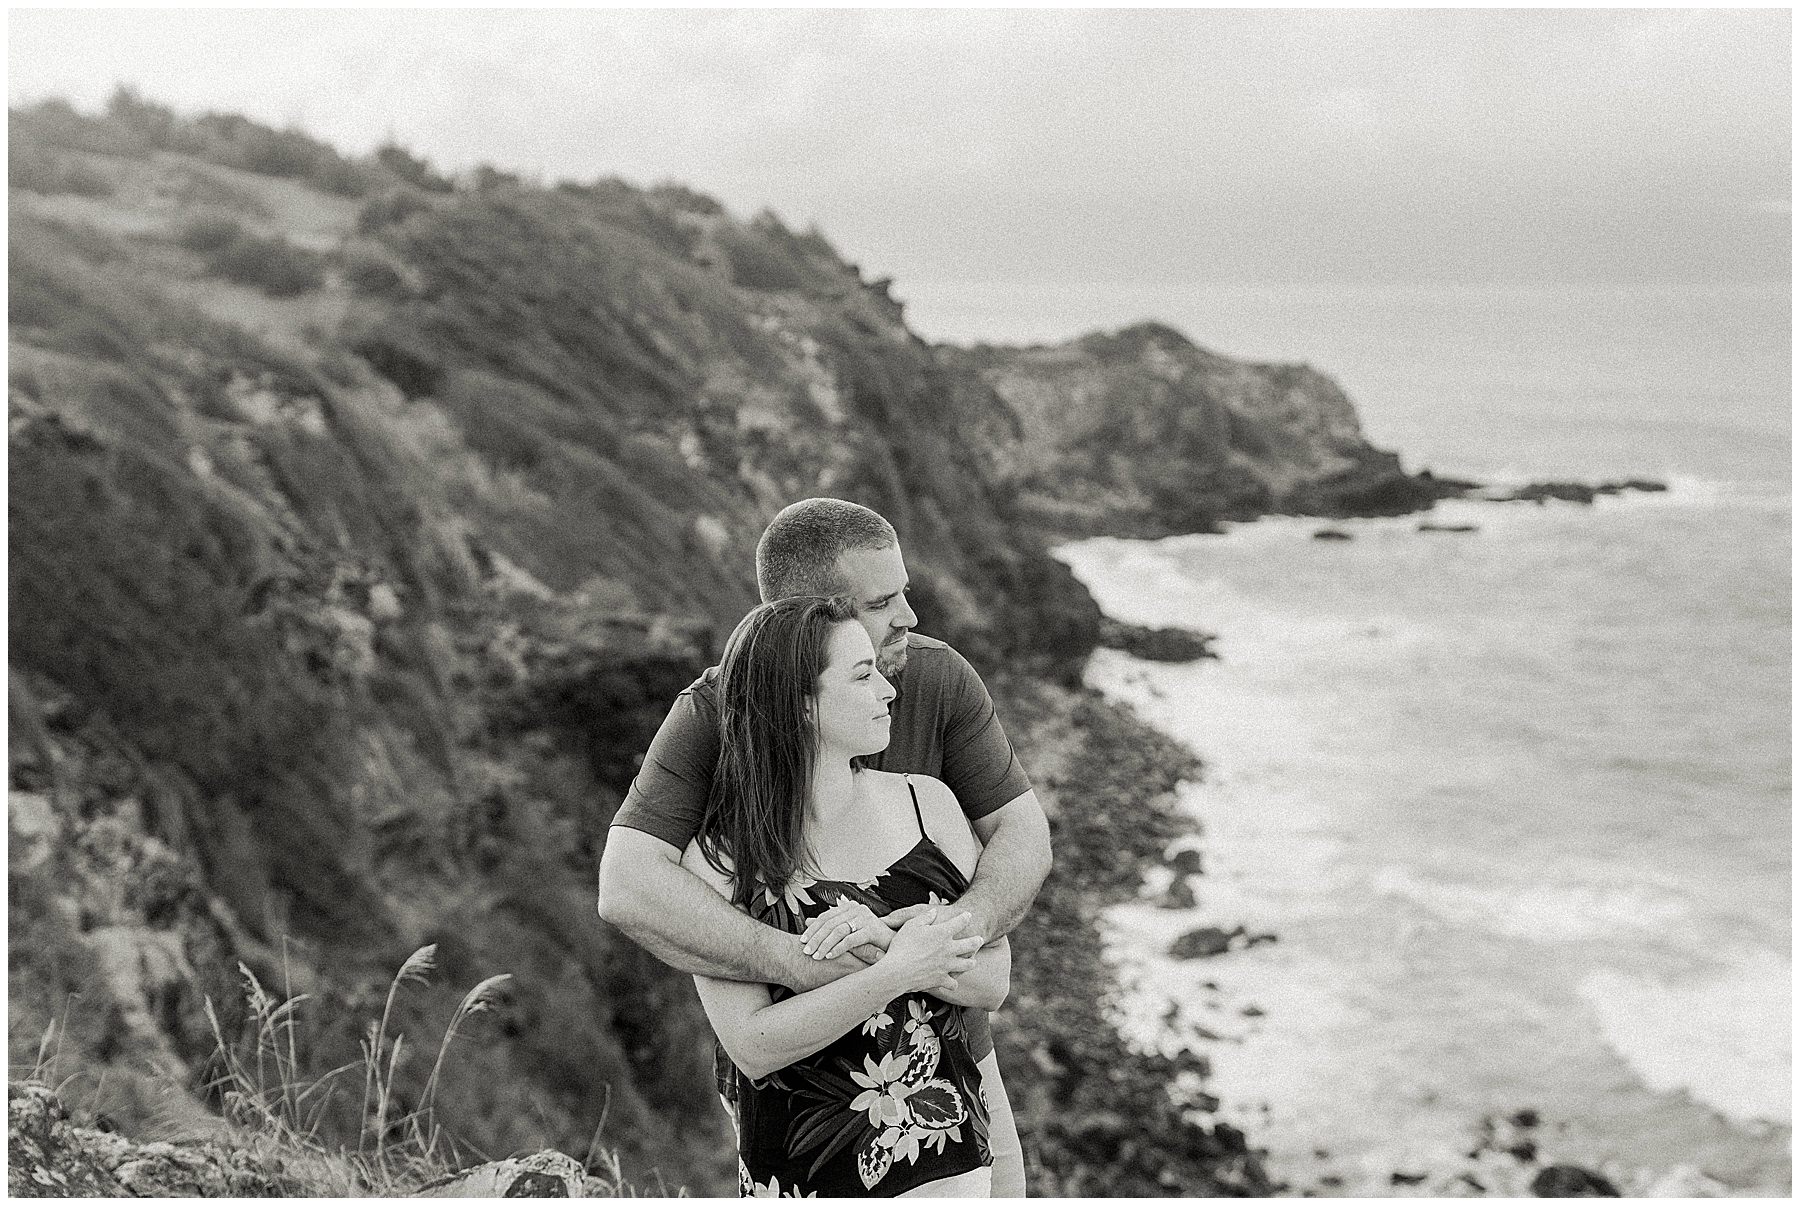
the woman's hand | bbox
[880,909,984,994]
[801,900,893,961]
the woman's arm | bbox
[800,897,1009,1011]
[681,840,981,1082]
[694,962,915,1083]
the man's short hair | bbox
[755,498,898,602]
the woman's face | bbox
[811,620,897,758]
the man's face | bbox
[834,543,916,677]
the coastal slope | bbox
[11,91,1399,1194]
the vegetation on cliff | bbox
[10,90,1420,1193]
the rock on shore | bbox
[1097,618,1219,662]
[1480,479,1670,506]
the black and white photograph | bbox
[6,6,1790,1198]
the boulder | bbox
[1169,926,1235,959]
[1167,848,1205,878]
[9,1082,348,1196]
[111,1138,292,1197]
[1096,618,1218,663]
[1168,925,1279,960]
[1313,527,1353,541]
[418,1150,588,1197]
[1418,522,1479,534]
[9,1083,128,1198]
[1531,1163,1621,1197]
[1154,876,1198,910]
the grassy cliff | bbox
[9,91,1408,1193]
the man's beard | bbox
[876,637,909,678]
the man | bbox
[598,497,1052,1196]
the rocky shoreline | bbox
[985,673,1274,1196]
[1067,568,1756,1200]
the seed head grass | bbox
[190,948,638,1195]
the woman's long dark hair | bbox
[698,595,858,910]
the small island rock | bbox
[1531,1164,1621,1197]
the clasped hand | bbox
[800,900,982,977]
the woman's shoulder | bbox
[893,774,971,842]
[867,769,957,807]
[859,771,962,836]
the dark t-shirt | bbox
[611,632,1031,1063]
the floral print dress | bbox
[726,778,992,1197]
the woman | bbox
[680,595,1010,1197]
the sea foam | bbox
[1579,950,1792,1126]
[1371,864,1698,945]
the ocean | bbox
[993,284,1791,1195]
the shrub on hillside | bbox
[376,143,454,194]
[100,87,379,197]
[555,179,701,259]
[177,215,248,255]
[211,235,326,297]
[10,97,152,157]
[357,188,436,235]
[305,155,380,197]
[104,86,188,151]
[176,216,326,297]
[9,146,114,197]
[342,250,408,297]
[469,164,522,193]
[645,182,724,217]
[349,334,444,399]
[239,125,333,178]
[714,225,816,292]
[713,214,847,293]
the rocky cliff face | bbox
[9,92,1419,1194]
[953,321,1443,536]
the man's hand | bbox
[882,789,1051,944]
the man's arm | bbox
[926,937,1010,1011]
[597,826,870,993]
[952,788,1053,945]
[892,775,1051,955]
[926,645,1054,944]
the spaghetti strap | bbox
[904,774,928,841]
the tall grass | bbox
[198,945,631,1195]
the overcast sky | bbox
[9,8,1791,337]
